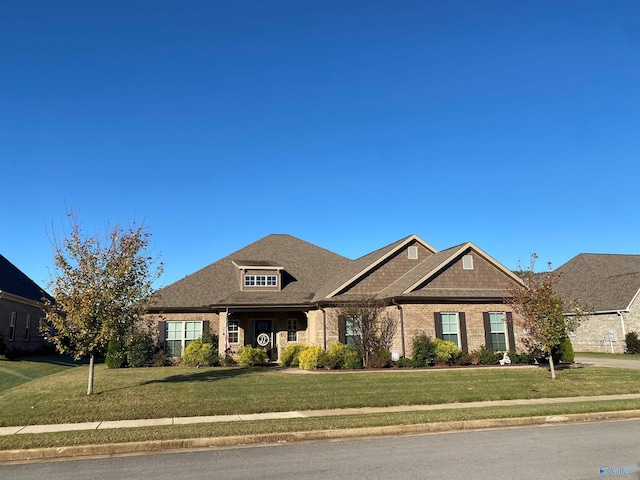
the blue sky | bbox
[2,0,639,290]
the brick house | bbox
[149,234,526,361]
[555,254,640,353]
[0,254,51,353]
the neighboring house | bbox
[149,234,526,360]
[0,254,51,353]
[555,254,640,354]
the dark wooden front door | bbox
[254,320,274,360]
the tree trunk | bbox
[548,353,556,380]
[87,353,95,395]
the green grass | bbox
[0,356,80,393]
[575,352,640,360]
[1,398,639,451]
[2,361,640,427]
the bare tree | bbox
[41,213,163,395]
[337,296,398,367]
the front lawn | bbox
[0,356,80,393]
[2,363,640,427]
[575,352,640,360]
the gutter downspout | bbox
[618,311,627,349]
[393,300,405,358]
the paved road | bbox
[2,419,639,480]
[575,355,640,370]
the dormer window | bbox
[233,260,284,291]
[244,275,278,287]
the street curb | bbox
[2,409,640,463]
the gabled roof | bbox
[0,254,50,303]
[152,234,351,309]
[378,242,524,299]
[315,234,437,300]
[555,253,640,312]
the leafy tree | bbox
[336,296,398,368]
[41,214,163,395]
[507,254,585,379]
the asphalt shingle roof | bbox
[555,253,640,312]
[0,254,50,302]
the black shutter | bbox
[459,312,468,352]
[434,312,443,339]
[506,312,516,352]
[338,315,346,344]
[202,321,210,336]
[483,312,492,348]
[157,320,166,344]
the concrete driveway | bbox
[574,355,640,370]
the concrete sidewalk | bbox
[3,392,640,437]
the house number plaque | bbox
[257,333,270,347]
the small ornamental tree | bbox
[336,296,398,368]
[507,254,585,379]
[41,213,163,395]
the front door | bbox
[255,320,274,360]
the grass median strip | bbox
[1,399,640,451]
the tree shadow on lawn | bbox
[132,366,261,388]
[6,354,89,367]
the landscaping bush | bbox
[455,350,480,366]
[280,344,308,367]
[511,352,535,364]
[127,330,157,368]
[432,339,460,365]
[323,342,362,370]
[298,345,325,370]
[150,350,168,367]
[476,345,501,365]
[411,333,436,367]
[626,331,640,355]
[395,357,415,368]
[106,337,126,369]
[552,336,575,363]
[367,348,392,368]
[181,339,216,367]
[220,353,236,367]
[237,346,269,366]
[201,329,218,349]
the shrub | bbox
[511,352,535,364]
[412,333,436,367]
[237,345,269,366]
[552,336,574,363]
[150,350,168,367]
[280,344,308,367]
[395,357,415,368]
[323,342,362,370]
[432,339,460,365]
[220,353,236,367]
[476,345,501,365]
[106,337,126,369]
[626,332,640,354]
[181,339,216,367]
[127,330,157,368]
[367,348,392,368]
[455,351,479,366]
[201,328,218,348]
[298,346,325,370]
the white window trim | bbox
[489,312,508,350]
[9,312,16,341]
[440,312,460,347]
[25,315,31,342]
[462,254,474,270]
[227,320,239,344]
[165,321,203,356]
[244,275,278,287]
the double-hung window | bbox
[345,316,360,347]
[440,313,459,346]
[227,320,239,344]
[165,321,203,357]
[489,312,507,351]
[287,318,298,342]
